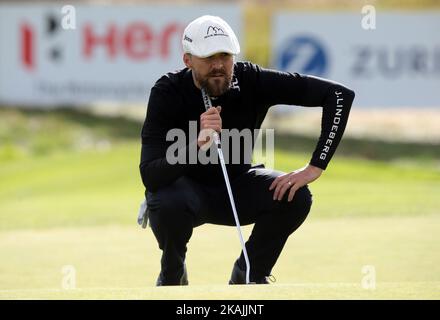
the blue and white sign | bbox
[277,35,329,77]
[272,12,440,107]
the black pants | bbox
[147,164,313,283]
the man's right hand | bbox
[198,106,222,150]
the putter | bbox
[201,88,253,285]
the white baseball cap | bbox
[182,15,240,58]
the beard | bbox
[194,68,233,97]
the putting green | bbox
[0,215,438,299]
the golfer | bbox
[139,15,355,286]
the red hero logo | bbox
[83,22,184,60]
[21,19,185,71]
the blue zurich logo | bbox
[277,35,328,76]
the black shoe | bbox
[228,260,274,285]
[156,264,188,286]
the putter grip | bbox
[201,88,221,147]
[201,88,213,110]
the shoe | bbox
[156,263,188,286]
[228,260,274,285]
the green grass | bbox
[274,149,440,218]
[1,142,439,230]
[0,107,140,162]
[0,142,438,299]
[0,106,439,299]
[2,0,440,298]
[275,133,440,162]
[0,216,438,299]
[0,143,143,230]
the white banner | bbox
[272,12,440,107]
[0,4,242,106]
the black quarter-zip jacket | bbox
[140,62,355,192]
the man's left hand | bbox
[269,164,323,202]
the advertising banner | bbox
[0,4,242,106]
[272,12,440,107]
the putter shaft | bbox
[201,88,252,285]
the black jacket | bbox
[140,61,355,192]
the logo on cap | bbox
[183,35,193,43]
[205,26,228,39]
